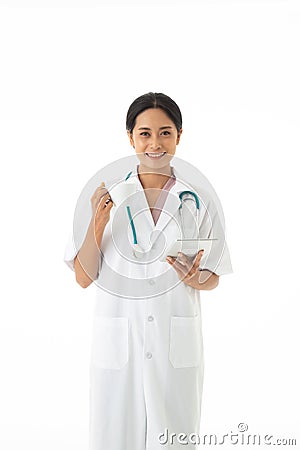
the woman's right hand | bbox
[90,182,114,231]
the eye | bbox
[161,131,171,136]
[140,132,150,136]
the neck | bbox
[137,164,172,190]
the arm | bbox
[197,269,219,290]
[74,218,105,288]
[74,184,113,289]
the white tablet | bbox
[159,238,218,262]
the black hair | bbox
[126,92,182,135]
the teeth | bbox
[146,152,165,158]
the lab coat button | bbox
[148,315,154,322]
[148,278,155,285]
[146,352,152,359]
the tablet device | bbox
[159,238,218,262]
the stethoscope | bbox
[124,171,200,259]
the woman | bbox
[64,92,232,450]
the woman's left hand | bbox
[166,250,204,289]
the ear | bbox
[176,128,183,145]
[127,130,135,148]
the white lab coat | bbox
[64,164,232,450]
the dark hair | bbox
[126,92,182,135]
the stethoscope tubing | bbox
[126,205,138,245]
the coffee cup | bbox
[109,181,137,207]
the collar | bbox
[123,164,196,233]
[124,164,189,196]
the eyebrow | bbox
[137,126,174,130]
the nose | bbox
[150,138,161,150]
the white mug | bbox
[109,181,137,207]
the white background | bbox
[0,0,299,448]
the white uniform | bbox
[64,164,232,450]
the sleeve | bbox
[198,190,233,276]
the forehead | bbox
[135,108,174,127]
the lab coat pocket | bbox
[91,316,129,370]
[169,315,202,368]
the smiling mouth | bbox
[145,152,166,159]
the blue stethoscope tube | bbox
[126,205,138,245]
[178,190,200,210]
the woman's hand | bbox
[90,182,114,232]
[166,250,219,290]
[166,250,205,289]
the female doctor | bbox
[64,92,232,450]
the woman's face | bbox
[127,108,182,170]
